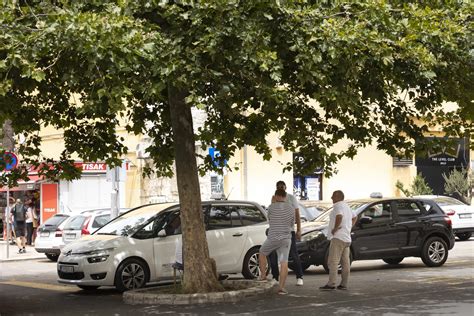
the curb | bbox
[0,255,45,263]
[123,280,278,305]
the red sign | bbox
[41,183,58,223]
[2,152,18,171]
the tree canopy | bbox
[1,0,472,293]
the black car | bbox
[290,198,455,272]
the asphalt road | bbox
[1,238,473,316]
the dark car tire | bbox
[323,248,352,274]
[77,285,99,291]
[456,232,472,241]
[46,253,59,262]
[421,236,448,267]
[383,257,404,265]
[114,258,149,292]
[242,247,261,279]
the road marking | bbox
[0,280,77,292]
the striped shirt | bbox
[267,201,295,241]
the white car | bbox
[57,201,268,291]
[62,209,129,246]
[415,195,474,241]
[35,214,71,261]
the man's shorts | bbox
[259,238,291,263]
[15,222,26,237]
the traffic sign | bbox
[2,151,18,171]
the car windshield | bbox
[433,197,466,206]
[311,202,366,223]
[93,204,174,236]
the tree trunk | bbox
[168,85,223,293]
[2,120,15,151]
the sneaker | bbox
[22,248,26,253]
[277,289,288,295]
[18,249,24,254]
[296,278,304,286]
[337,285,347,290]
[319,284,336,290]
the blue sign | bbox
[2,152,18,171]
[208,148,227,168]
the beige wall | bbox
[224,133,293,206]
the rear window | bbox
[433,197,466,206]
[42,215,69,227]
[64,215,87,230]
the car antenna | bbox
[225,187,234,200]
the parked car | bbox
[62,208,129,245]
[414,195,474,241]
[35,214,71,261]
[291,198,455,273]
[57,201,268,291]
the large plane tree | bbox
[0,1,472,293]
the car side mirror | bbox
[359,216,373,225]
[157,229,167,237]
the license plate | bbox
[459,214,472,219]
[59,265,74,273]
[65,233,76,239]
[40,232,50,237]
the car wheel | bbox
[421,236,448,267]
[45,253,59,262]
[323,248,352,274]
[383,257,404,265]
[114,258,148,292]
[456,232,472,241]
[242,247,262,279]
[77,285,99,291]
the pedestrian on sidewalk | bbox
[258,188,295,295]
[268,180,304,286]
[25,199,37,246]
[320,190,357,291]
[11,199,27,253]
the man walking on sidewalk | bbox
[11,199,27,254]
[320,190,357,290]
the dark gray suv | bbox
[291,198,455,272]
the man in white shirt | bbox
[320,190,357,290]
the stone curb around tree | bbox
[123,280,278,305]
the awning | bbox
[0,175,44,192]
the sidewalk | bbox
[0,240,45,262]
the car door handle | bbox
[233,233,243,237]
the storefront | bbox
[58,162,127,214]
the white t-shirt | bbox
[328,201,355,243]
[175,238,183,264]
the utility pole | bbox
[2,119,15,259]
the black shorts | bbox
[15,222,26,237]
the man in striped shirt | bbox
[258,189,295,295]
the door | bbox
[351,202,401,259]
[394,200,426,255]
[205,205,248,272]
[151,210,181,279]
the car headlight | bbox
[301,231,323,242]
[74,248,114,263]
[87,254,109,264]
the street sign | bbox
[2,151,18,171]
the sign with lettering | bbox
[415,138,469,167]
